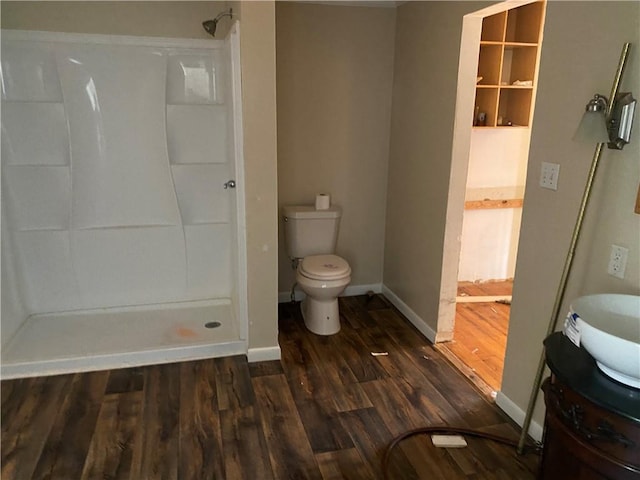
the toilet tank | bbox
[283,205,342,259]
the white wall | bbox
[458,128,530,282]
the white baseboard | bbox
[381,284,437,343]
[278,283,382,304]
[495,391,544,442]
[345,283,382,297]
[247,345,281,363]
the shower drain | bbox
[204,321,222,329]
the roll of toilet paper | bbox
[315,193,330,210]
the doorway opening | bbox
[436,0,546,397]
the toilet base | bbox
[301,297,341,335]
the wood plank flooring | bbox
[438,282,512,393]
[1,293,539,479]
[457,280,513,298]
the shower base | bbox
[1,299,245,379]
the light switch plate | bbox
[540,162,560,190]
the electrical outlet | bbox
[608,244,629,279]
[540,162,560,190]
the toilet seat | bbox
[299,254,351,281]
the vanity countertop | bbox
[544,332,640,423]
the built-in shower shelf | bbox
[1,300,245,380]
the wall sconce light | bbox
[519,42,635,456]
[609,92,637,149]
[575,91,637,149]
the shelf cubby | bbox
[478,45,503,85]
[473,1,544,128]
[501,45,538,85]
[474,88,499,127]
[481,12,506,42]
[505,2,544,44]
[498,88,533,127]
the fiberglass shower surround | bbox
[1,28,248,378]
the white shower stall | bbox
[1,26,248,378]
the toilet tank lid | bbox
[283,205,341,219]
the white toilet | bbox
[283,205,351,335]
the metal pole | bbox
[516,42,631,454]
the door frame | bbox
[437,0,545,343]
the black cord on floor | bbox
[381,425,542,479]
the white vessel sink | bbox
[568,294,640,388]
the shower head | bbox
[202,19,219,37]
[202,8,233,37]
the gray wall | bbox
[383,1,490,335]
[385,0,640,430]
[276,2,396,294]
[502,0,640,425]
[4,0,639,430]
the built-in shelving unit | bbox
[474,1,545,128]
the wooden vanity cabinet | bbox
[540,334,640,480]
[540,376,640,479]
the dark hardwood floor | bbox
[1,294,539,479]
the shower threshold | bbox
[1,299,245,379]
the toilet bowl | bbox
[296,254,351,335]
